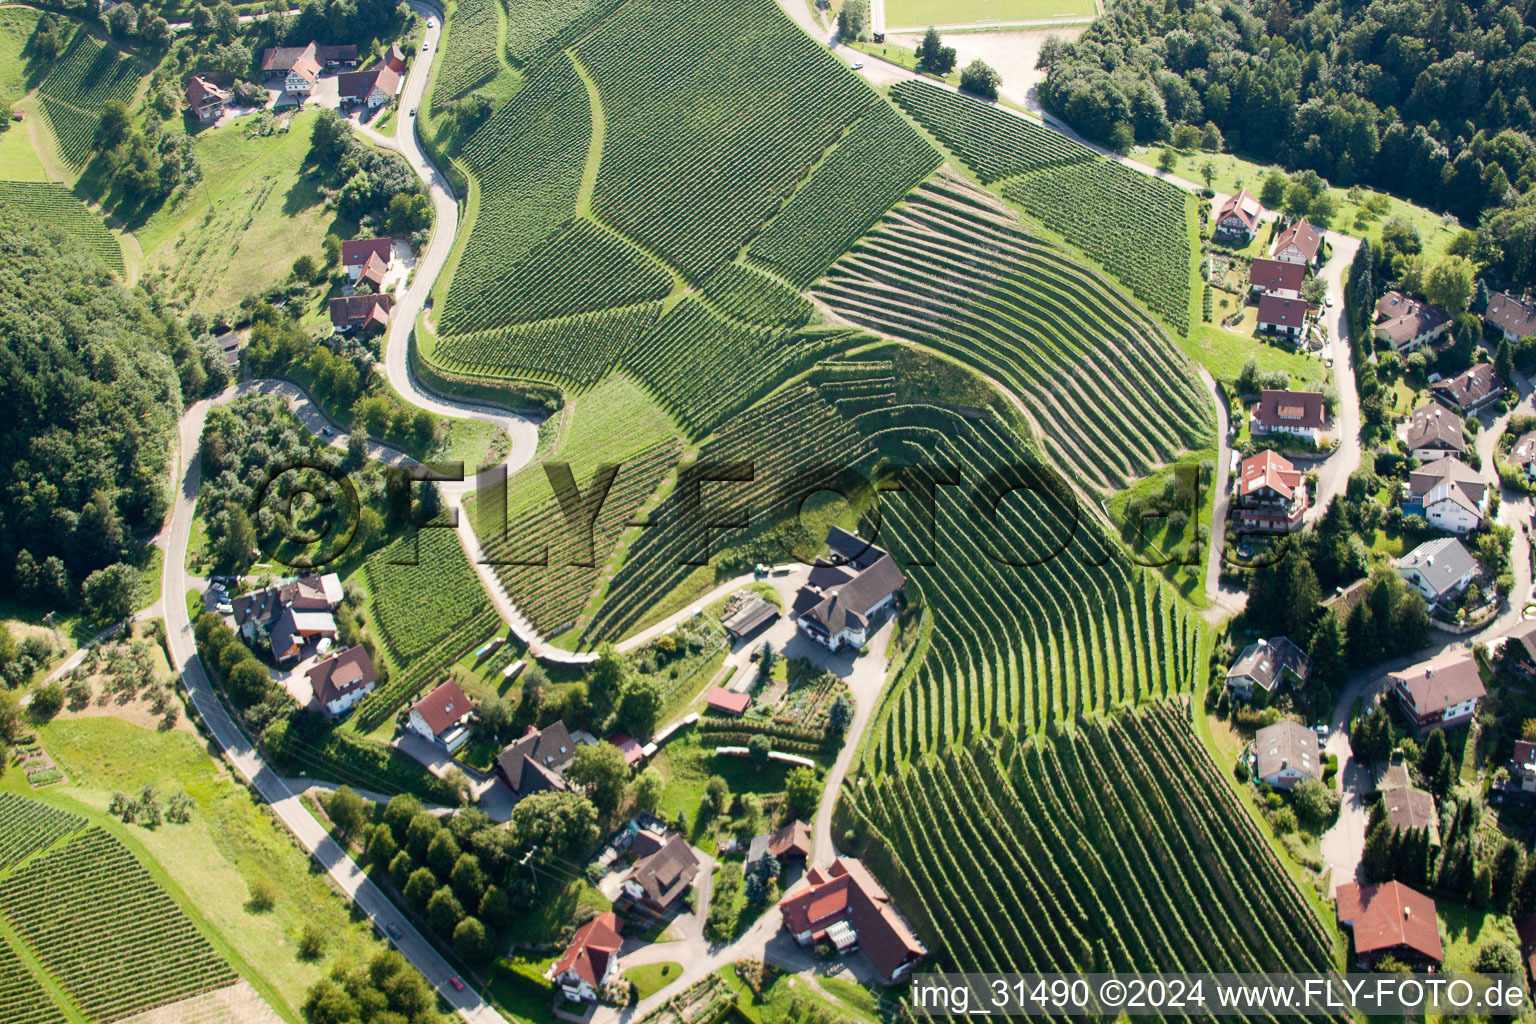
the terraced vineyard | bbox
[473,375,682,638]
[0,183,123,273]
[746,100,941,287]
[430,0,503,109]
[817,174,1209,491]
[0,821,236,1021]
[890,81,1192,334]
[843,702,1343,1008]
[0,793,86,869]
[0,934,67,1024]
[362,523,492,662]
[698,262,815,329]
[434,302,662,385]
[575,0,875,280]
[36,28,145,168]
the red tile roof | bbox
[1215,188,1263,234]
[1257,292,1307,330]
[342,237,394,268]
[328,293,393,329]
[339,65,401,100]
[1240,450,1301,500]
[608,732,644,766]
[411,679,475,737]
[778,858,925,982]
[1336,881,1442,962]
[1273,220,1323,262]
[1249,257,1305,296]
[706,687,751,715]
[552,912,622,989]
[306,645,377,706]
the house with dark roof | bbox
[777,857,927,984]
[1517,915,1536,983]
[1235,450,1307,533]
[722,596,778,640]
[1256,293,1307,339]
[1403,404,1465,462]
[407,680,476,752]
[1248,257,1305,299]
[1252,389,1325,442]
[1503,623,1536,692]
[1270,219,1323,268]
[185,74,229,123]
[493,721,576,799]
[747,819,811,871]
[1336,881,1443,969]
[1405,457,1485,512]
[1388,650,1486,734]
[621,826,699,912]
[1213,188,1264,242]
[1225,636,1312,700]
[339,65,401,109]
[306,645,377,716]
[1396,537,1478,605]
[1414,461,1487,534]
[230,573,343,664]
[794,528,903,652]
[1486,291,1536,344]
[213,330,240,370]
[547,912,622,1003]
[1374,291,1451,353]
[1254,720,1321,789]
[329,293,392,334]
[1431,363,1505,415]
[1381,785,1440,844]
[1513,737,1536,793]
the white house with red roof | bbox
[342,237,395,281]
[1271,220,1323,268]
[1256,293,1307,339]
[547,912,622,1002]
[777,857,926,984]
[1248,257,1305,299]
[1252,389,1326,441]
[339,65,401,109]
[407,680,476,752]
[1213,188,1264,243]
[306,645,377,717]
[1235,450,1307,533]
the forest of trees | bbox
[1039,0,1536,287]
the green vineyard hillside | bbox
[0,182,123,274]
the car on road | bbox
[409,108,416,116]
[449,977,464,992]
[850,61,863,69]
[1324,293,1335,307]
[386,923,402,939]
[321,426,334,436]
[427,18,435,27]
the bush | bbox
[958,60,1001,101]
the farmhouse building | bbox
[1336,881,1443,970]
[1256,293,1307,339]
[1252,389,1325,441]
[547,912,622,1003]
[261,42,357,80]
[1253,719,1321,789]
[493,721,576,799]
[1235,450,1307,533]
[1402,405,1464,462]
[1248,257,1305,299]
[1389,650,1486,734]
[306,645,377,717]
[329,293,392,333]
[1396,537,1478,605]
[747,819,811,871]
[407,680,475,752]
[185,75,228,123]
[1374,291,1451,353]
[231,573,343,664]
[777,857,927,984]
[794,527,904,651]
[1404,457,1486,534]
[1486,291,1536,344]
[1270,220,1323,267]
[339,65,401,109]
[1225,636,1312,699]
[342,238,395,280]
[621,825,699,912]
[1213,188,1263,242]
[1430,363,1505,415]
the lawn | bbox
[846,40,950,83]
[0,6,44,98]
[646,730,797,855]
[132,109,356,313]
[502,878,610,948]
[1139,145,1466,264]
[5,716,402,1022]
[884,0,1095,29]
[1438,900,1518,971]
[1106,448,1218,606]
[623,961,683,999]
[717,965,881,1024]
[0,119,48,180]
[1178,322,1325,389]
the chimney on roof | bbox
[1404,907,1411,919]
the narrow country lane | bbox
[1303,235,1363,522]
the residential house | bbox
[1512,739,1536,794]
[1374,291,1451,353]
[1213,188,1264,243]
[1507,430,1536,480]
[1504,622,1536,690]
[747,819,812,872]
[1430,363,1505,416]
[354,253,387,293]
[1234,450,1307,533]
[339,65,401,109]
[185,74,228,123]
[608,732,644,768]
[1256,293,1307,340]
[230,573,343,664]
[306,645,378,717]
[1388,650,1486,734]
[1380,785,1440,844]
[213,330,240,371]
[1404,457,1486,534]
[329,293,392,334]
[794,527,904,652]
[493,721,576,799]
[407,680,476,753]
[342,238,395,281]
[706,687,751,716]
[1252,389,1326,442]
[260,42,358,77]
[1270,220,1323,268]
[1248,257,1305,299]
[1253,719,1321,789]
[1486,291,1536,344]
[547,912,622,1003]
[777,857,928,984]
[1225,636,1313,699]
[384,42,408,74]
[621,825,699,912]
[1403,405,1465,462]
[1336,881,1443,970]
[1395,537,1478,604]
